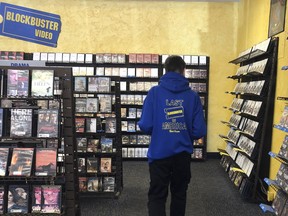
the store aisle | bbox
[80,159,269,216]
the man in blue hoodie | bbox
[138,55,207,216]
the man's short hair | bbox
[164,55,186,74]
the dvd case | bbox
[100,158,112,173]
[79,177,88,192]
[41,185,61,213]
[87,177,100,192]
[37,109,59,138]
[31,186,42,213]
[7,69,29,97]
[35,148,57,176]
[0,148,8,176]
[0,186,3,214]
[9,148,34,176]
[103,177,115,192]
[87,157,98,173]
[10,109,32,137]
[31,70,54,97]
[8,185,29,213]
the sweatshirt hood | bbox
[160,71,190,93]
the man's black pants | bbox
[148,151,191,216]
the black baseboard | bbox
[207,152,221,159]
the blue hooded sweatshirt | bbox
[138,71,207,162]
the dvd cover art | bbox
[78,158,86,173]
[48,99,60,109]
[101,137,113,153]
[7,69,29,97]
[0,148,9,176]
[9,148,34,176]
[37,100,49,109]
[278,135,288,159]
[8,185,29,213]
[279,105,288,128]
[77,138,87,152]
[37,109,59,138]
[10,109,32,137]
[272,190,287,216]
[31,70,54,97]
[31,186,42,213]
[88,77,98,92]
[87,139,99,153]
[281,200,288,216]
[122,135,129,145]
[0,186,3,214]
[103,177,115,192]
[87,177,100,192]
[35,148,57,176]
[41,185,61,213]
[87,157,98,173]
[97,77,111,92]
[99,95,112,113]
[75,98,86,113]
[74,77,86,92]
[79,177,88,192]
[86,118,97,133]
[105,117,116,133]
[75,118,85,133]
[100,158,112,173]
[86,98,98,112]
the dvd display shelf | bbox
[73,75,123,198]
[259,100,288,215]
[218,37,278,202]
[120,55,161,161]
[259,137,288,215]
[182,56,210,161]
[0,66,80,215]
[29,52,209,161]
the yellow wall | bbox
[237,0,288,194]
[0,0,239,152]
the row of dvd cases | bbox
[0,66,80,215]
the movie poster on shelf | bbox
[31,70,54,97]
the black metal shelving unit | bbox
[73,75,123,198]
[218,37,279,202]
[0,66,80,215]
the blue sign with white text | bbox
[0,2,61,47]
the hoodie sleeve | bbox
[191,94,207,140]
[138,88,154,135]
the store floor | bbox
[80,159,269,216]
